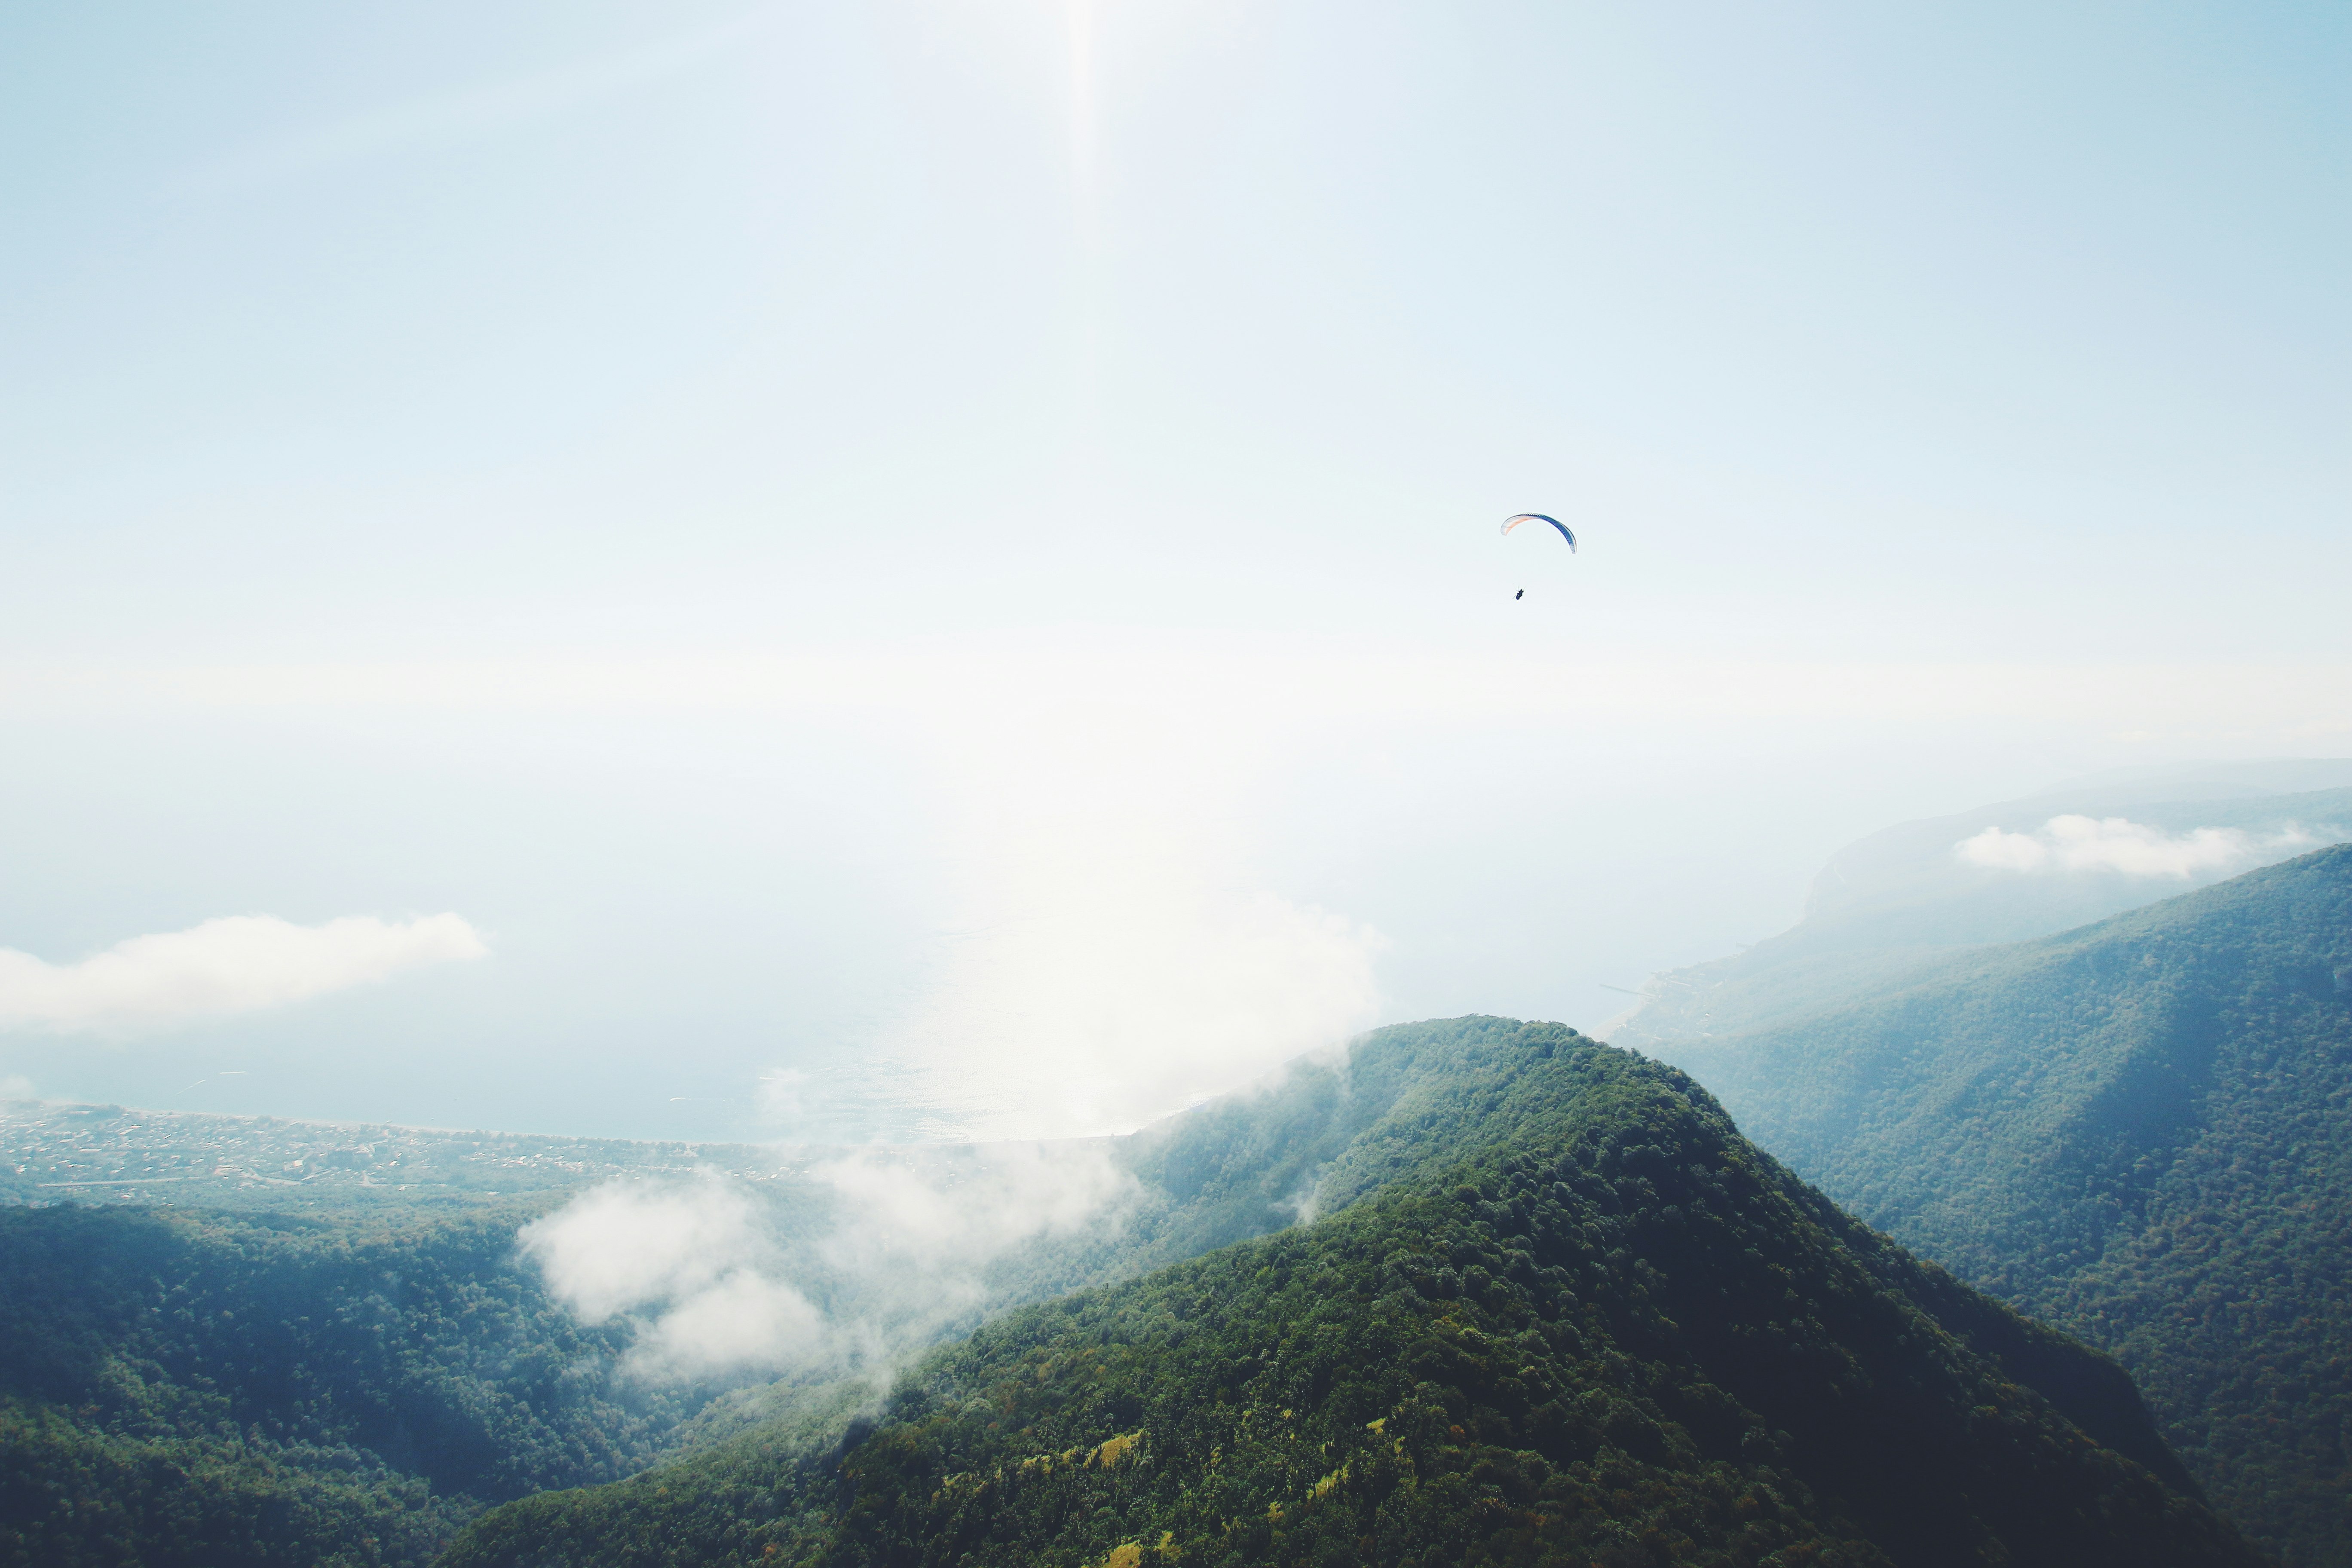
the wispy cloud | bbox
[516,1171,769,1323]
[873,888,1385,1142]
[812,1142,1134,1275]
[1955,815,2337,879]
[799,657,1389,1143]
[521,1146,1135,1383]
[0,913,487,1033]
[519,1172,836,1379]
[632,1270,830,1380]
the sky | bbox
[0,1,2346,1141]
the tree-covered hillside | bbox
[0,1016,1674,1567]
[444,1020,2249,1568]
[1658,844,2352,1565]
[0,1200,735,1568]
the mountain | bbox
[440,1019,2251,1568]
[0,1020,1793,1568]
[1611,766,2352,1052]
[1652,845,2352,1566]
[0,1200,705,1568]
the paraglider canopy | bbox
[1501,513,1576,551]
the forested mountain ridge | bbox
[1656,844,2352,1565]
[0,1014,1769,1567]
[0,1199,713,1568]
[443,1020,2249,1568]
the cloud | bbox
[1955,815,2336,879]
[518,1172,767,1324]
[520,1173,818,1381]
[625,1270,830,1381]
[0,913,487,1034]
[879,888,1385,1142]
[825,670,1387,1143]
[521,1145,1136,1383]
[812,1143,1135,1274]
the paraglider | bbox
[1501,512,1575,550]
[1504,513,1571,600]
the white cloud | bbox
[880,886,1385,1142]
[627,1270,829,1381]
[518,1172,767,1324]
[812,1142,1136,1274]
[0,913,487,1034]
[522,1145,1135,1383]
[836,671,1387,1142]
[1955,815,2336,879]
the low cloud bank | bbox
[805,662,1390,1145]
[875,889,1384,1142]
[518,1145,1135,1383]
[0,913,487,1033]
[1955,815,2334,879]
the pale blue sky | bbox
[1,2,2346,1137]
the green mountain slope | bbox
[0,1201,716,1568]
[0,1020,1670,1567]
[442,1020,2249,1568]
[1655,845,2352,1565]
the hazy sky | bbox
[2,2,2346,1139]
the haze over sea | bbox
[2,1,2345,1142]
